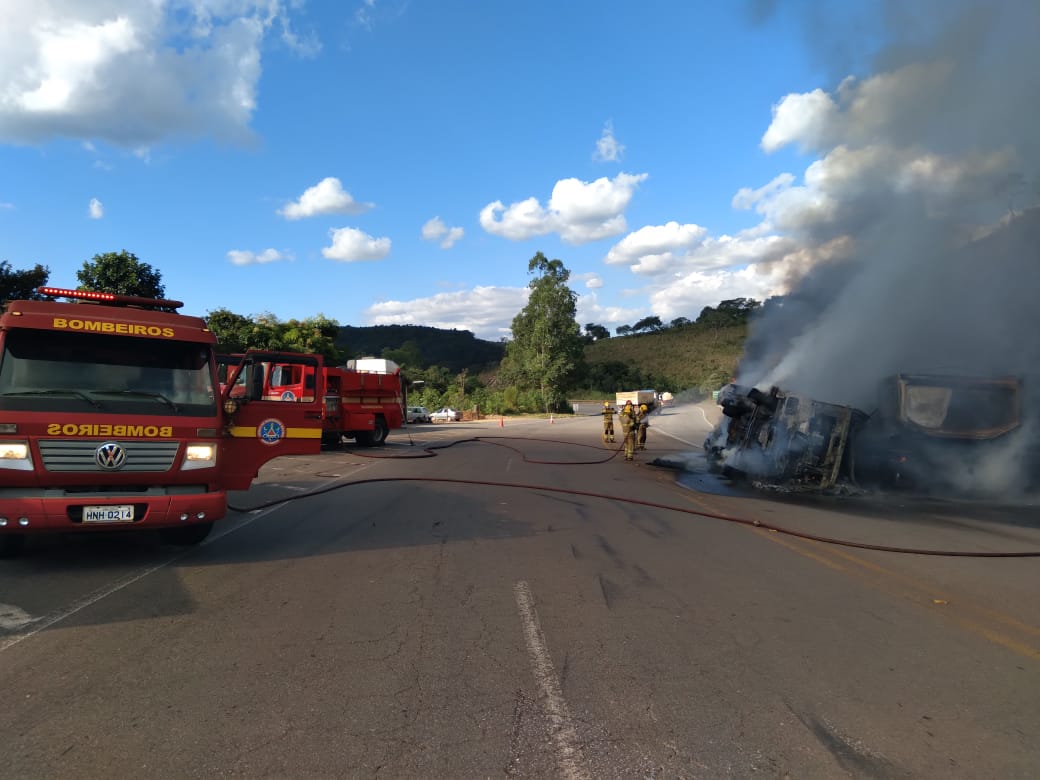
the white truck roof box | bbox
[344,357,400,374]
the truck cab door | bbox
[220,351,325,490]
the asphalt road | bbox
[1,405,1038,778]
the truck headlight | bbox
[182,443,217,470]
[0,441,33,470]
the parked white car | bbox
[406,406,431,423]
[430,407,462,422]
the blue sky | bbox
[2,1,1035,341]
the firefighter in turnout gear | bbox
[601,400,616,443]
[619,400,637,461]
[636,403,650,450]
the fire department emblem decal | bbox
[95,442,127,470]
[258,418,285,445]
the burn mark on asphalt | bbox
[788,704,901,778]
[595,535,624,569]
[598,574,620,610]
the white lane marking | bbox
[513,580,591,780]
[0,474,349,654]
[698,405,715,429]
[654,428,698,447]
[0,552,187,653]
[0,603,34,630]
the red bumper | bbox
[0,492,227,534]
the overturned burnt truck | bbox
[704,384,866,490]
[705,374,1025,494]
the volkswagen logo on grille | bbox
[95,442,127,470]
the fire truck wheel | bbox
[159,522,214,546]
[372,416,388,445]
[0,534,26,558]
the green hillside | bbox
[583,323,747,393]
[337,324,504,373]
[334,321,748,397]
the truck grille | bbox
[39,440,179,473]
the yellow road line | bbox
[758,530,1040,662]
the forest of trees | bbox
[0,251,755,414]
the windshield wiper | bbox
[91,389,181,411]
[2,389,104,409]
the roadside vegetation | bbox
[1,252,752,415]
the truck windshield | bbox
[0,329,216,417]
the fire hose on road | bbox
[228,436,1040,559]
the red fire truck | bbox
[0,287,327,557]
[220,356,405,447]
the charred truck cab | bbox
[0,288,325,557]
[706,384,866,490]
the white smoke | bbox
[733,0,1040,497]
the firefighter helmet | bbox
[640,404,648,411]
[604,401,610,407]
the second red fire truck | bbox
[221,356,405,447]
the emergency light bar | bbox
[36,287,184,310]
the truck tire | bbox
[159,522,214,546]
[357,417,388,447]
[372,416,388,445]
[0,534,25,558]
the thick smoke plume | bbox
[734,1,1040,496]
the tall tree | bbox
[0,261,49,305]
[77,250,166,300]
[501,252,584,412]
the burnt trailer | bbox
[706,374,1027,494]
[851,373,1022,491]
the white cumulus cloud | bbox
[593,120,624,162]
[575,292,643,332]
[323,227,391,262]
[88,197,104,219]
[227,248,292,266]
[648,264,791,323]
[365,286,528,341]
[421,216,464,249]
[480,172,648,245]
[572,272,604,290]
[761,62,957,155]
[604,221,708,274]
[279,177,373,220]
[0,2,313,147]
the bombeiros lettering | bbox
[46,423,173,438]
[51,317,175,338]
